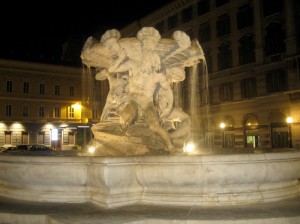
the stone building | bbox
[2,0,299,151]
[0,59,92,149]
[119,0,300,150]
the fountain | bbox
[0,27,299,211]
[81,27,204,155]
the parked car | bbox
[1,146,18,153]
[16,144,31,151]
[28,144,52,151]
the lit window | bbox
[69,107,75,118]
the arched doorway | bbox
[221,116,235,148]
[243,114,259,148]
[269,112,289,148]
[201,118,215,148]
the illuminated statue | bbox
[81,27,204,155]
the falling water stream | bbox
[188,58,210,146]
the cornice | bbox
[0,59,82,76]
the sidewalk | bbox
[1,196,300,223]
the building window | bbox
[197,0,209,15]
[22,104,29,117]
[55,85,60,96]
[220,83,233,102]
[182,6,193,23]
[244,116,259,148]
[237,4,253,29]
[239,35,255,65]
[241,78,257,99]
[70,86,74,96]
[263,0,282,17]
[23,82,29,93]
[155,21,164,34]
[167,14,178,30]
[218,42,232,70]
[198,22,211,43]
[39,83,45,94]
[39,106,45,117]
[271,122,289,148]
[266,69,287,93]
[54,106,60,118]
[216,0,229,8]
[216,14,230,37]
[6,80,12,92]
[265,22,285,56]
[68,107,75,118]
[5,105,12,116]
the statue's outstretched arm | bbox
[108,48,129,73]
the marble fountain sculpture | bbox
[0,27,299,208]
[81,27,202,155]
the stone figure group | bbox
[81,27,204,154]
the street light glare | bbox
[88,146,95,154]
[220,122,226,129]
[286,117,293,124]
[184,142,195,153]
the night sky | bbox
[0,0,174,65]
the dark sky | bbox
[0,0,174,65]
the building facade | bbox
[0,59,92,149]
[119,0,300,150]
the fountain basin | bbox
[0,152,299,207]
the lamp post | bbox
[220,122,226,147]
[286,117,293,148]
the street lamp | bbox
[220,122,226,147]
[286,117,293,148]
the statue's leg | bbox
[118,100,138,126]
[144,103,174,151]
